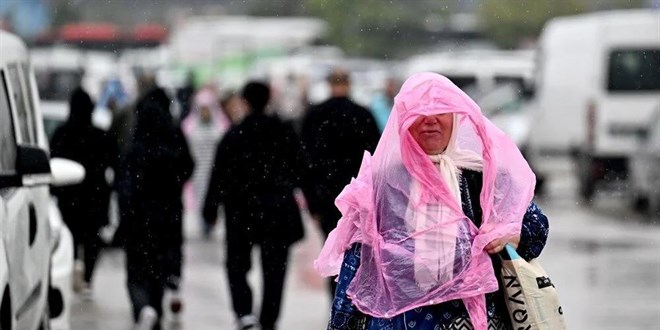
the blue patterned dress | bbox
[327,170,549,330]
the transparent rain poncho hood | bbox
[314,72,536,330]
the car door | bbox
[0,68,16,330]
[1,64,50,329]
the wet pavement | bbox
[70,156,660,330]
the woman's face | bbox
[408,113,454,154]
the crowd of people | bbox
[51,68,548,330]
[52,68,386,330]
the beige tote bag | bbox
[499,244,567,330]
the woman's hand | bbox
[485,234,520,254]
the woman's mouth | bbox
[421,129,442,136]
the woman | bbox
[315,72,548,330]
[182,87,230,231]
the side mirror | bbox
[0,146,52,189]
[17,145,51,175]
[50,158,86,187]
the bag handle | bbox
[498,243,521,261]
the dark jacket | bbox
[51,88,118,229]
[108,103,136,156]
[117,88,194,255]
[203,112,306,246]
[301,97,380,232]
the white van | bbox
[527,9,660,199]
[1,30,83,330]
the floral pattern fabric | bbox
[327,171,549,330]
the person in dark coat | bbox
[203,81,306,330]
[300,68,380,296]
[51,87,118,295]
[117,87,194,329]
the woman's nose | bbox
[423,116,440,125]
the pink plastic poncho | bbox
[314,72,536,330]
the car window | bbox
[6,63,36,145]
[494,76,525,91]
[35,69,82,101]
[477,83,523,116]
[444,75,477,90]
[43,118,65,141]
[607,49,660,92]
[0,71,17,175]
[21,63,39,140]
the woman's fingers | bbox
[485,238,502,250]
[486,244,504,254]
[508,234,521,249]
[485,239,502,254]
[485,237,512,254]
[485,234,521,254]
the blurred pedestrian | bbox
[300,68,380,296]
[220,91,249,125]
[273,73,310,129]
[315,72,549,330]
[176,72,196,121]
[370,77,398,132]
[104,78,132,154]
[117,87,194,330]
[203,81,307,330]
[50,87,118,298]
[181,87,230,235]
[109,73,157,156]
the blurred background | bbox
[1,0,659,329]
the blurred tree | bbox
[479,0,586,48]
[588,0,647,10]
[479,0,646,49]
[248,0,306,16]
[301,0,458,58]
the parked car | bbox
[1,30,83,330]
[47,159,85,330]
[526,9,660,201]
[477,83,546,195]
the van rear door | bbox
[595,48,660,155]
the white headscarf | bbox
[413,113,483,290]
[429,113,483,203]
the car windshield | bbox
[607,49,660,92]
[43,118,65,141]
[444,75,477,90]
[476,83,523,116]
[35,69,82,101]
